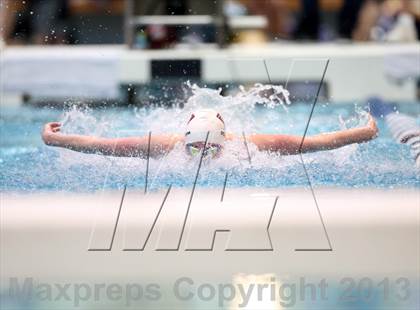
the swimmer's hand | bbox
[366,114,379,139]
[42,122,62,146]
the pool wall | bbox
[2,188,418,280]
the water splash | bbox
[179,82,291,134]
[51,83,294,190]
[1,84,418,192]
[127,82,291,136]
[60,105,114,136]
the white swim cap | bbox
[185,109,225,145]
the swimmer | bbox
[42,109,378,159]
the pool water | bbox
[1,84,419,192]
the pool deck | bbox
[1,43,419,102]
[1,187,419,283]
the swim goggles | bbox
[186,143,222,158]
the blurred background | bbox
[1,0,419,106]
[1,0,419,46]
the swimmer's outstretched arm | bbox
[248,114,378,155]
[41,122,183,157]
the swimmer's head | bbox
[185,109,225,158]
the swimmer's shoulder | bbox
[172,134,185,144]
[163,134,184,144]
[225,133,235,141]
[225,133,253,142]
[148,134,184,150]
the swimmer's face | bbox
[185,142,223,159]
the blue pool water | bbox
[1,85,419,192]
